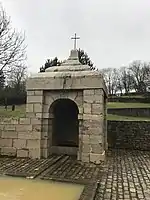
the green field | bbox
[107,102,150,120]
[0,105,26,118]
[107,102,150,108]
[107,114,150,121]
[108,102,150,120]
[0,102,150,121]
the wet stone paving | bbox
[95,149,150,200]
[0,150,150,199]
[0,155,101,200]
[0,155,64,178]
[39,155,101,184]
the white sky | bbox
[1,0,150,73]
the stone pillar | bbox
[104,97,108,150]
[48,114,54,156]
[41,118,50,158]
[79,89,106,164]
[41,92,55,157]
[77,119,83,161]
[26,90,43,118]
[26,90,44,158]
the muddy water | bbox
[0,176,84,200]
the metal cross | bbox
[71,33,80,50]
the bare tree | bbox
[0,4,26,73]
[129,60,150,93]
[0,69,5,89]
[115,68,124,95]
[8,64,27,95]
[100,61,150,95]
[101,68,111,94]
[101,67,135,95]
[120,67,134,94]
[101,68,118,95]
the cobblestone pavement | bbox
[95,149,150,200]
[0,150,150,200]
[39,155,101,184]
[0,155,64,178]
[0,155,101,183]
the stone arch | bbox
[49,98,79,155]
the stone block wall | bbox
[26,88,107,163]
[108,121,150,150]
[0,88,107,163]
[0,117,42,158]
[80,89,107,163]
[26,90,44,118]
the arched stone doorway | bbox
[49,99,79,155]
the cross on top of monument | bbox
[71,33,80,50]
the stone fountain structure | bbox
[26,48,107,164]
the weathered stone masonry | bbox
[25,49,108,163]
[108,121,150,150]
[0,49,108,164]
[25,88,107,162]
[0,87,107,162]
[0,117,41,158]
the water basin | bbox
[0,176,84,200]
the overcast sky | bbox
[1,0,150,73]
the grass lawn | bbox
[107,114,150,121]
[107,102,150,108]
[115,95,144,98]
[0,102,150,120]
[0,105,26,118]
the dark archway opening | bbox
[51,99,79,147]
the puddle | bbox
[0,176,84,200]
